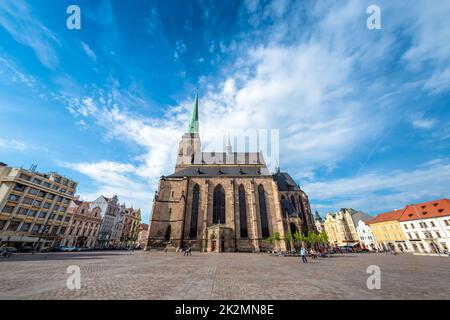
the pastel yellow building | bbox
[369,209,408,252]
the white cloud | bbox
[304,159,450,214]
[81,42,97,62]
[174,40,187,60]
[0,138,28,152]
[59,0,450,220]
[0,0,59,68]
[412,118,436,130]
[62,161,154,221]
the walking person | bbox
[300,246,307,263]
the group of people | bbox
[174,246,192,256]
[299,247,323,263]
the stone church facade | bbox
[146,94,315,252]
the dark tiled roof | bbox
[351,211,374,225]
[166,165,272,178]
[272,172,301,191]
[191,152,266,165]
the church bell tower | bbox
[175,92,201,172]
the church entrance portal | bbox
[206,225,234,252]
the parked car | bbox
[18,245,34,253]
[60,246,77,252]
[2,247,18,253]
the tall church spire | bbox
[188,91,199,133]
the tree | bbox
[273,232,281,251]
[319,231,328,245]
[284,232,292,251]
[293,231,302,247]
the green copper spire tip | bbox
[188,91,199,133]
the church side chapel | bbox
[146,94,315,252]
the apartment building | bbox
[65,199,102,248]
[0,163,77,249]
[369,209,407,252]
[323,208,372,247]
[92,195,120,247]
[399,199,450,255]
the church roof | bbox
[198,151,266,165]
[166,165,272,178]
[272,172,301,191]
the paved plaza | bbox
[0,251,449,300]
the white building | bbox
[399,199,450,255]
[356,219,376,251]
[110,203,126,246]
[91,195,119,247]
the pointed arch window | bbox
[213,184,225,224]
[290,222,297,236]
[189,184,200,238]
[258,184,270,237]
[290,195,297,210]
[164,225,171,241]
[238,185,248,238]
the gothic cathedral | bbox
[146,94,315,252]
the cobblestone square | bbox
[0,251,449,300]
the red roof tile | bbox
[369,209,405,224]
[399,198,450,222]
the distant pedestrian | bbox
[300,247,307,263]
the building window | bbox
[38,212,47,219]
[404,224,408,229]
[19,174,31,181]
[0,220,6,231]
[258,184,270,238]
[14,183,26,191]
[430,221,436,227]
[290,195,297,210]
[27,210,37,217]
[2,205,15,213]
[213,184,225,224]
[189,184,200,238]
[7,220,20,231]
[28,188,39,195]
[7,194,20,201]
[164,225,171,241]
[20,223,31,232]
[238,184,248,238]
[23,197,33,205]
[17,207,28,215]
[60,227,67,235]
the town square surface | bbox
[1,251,449,300]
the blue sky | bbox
[1,0,449,223]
